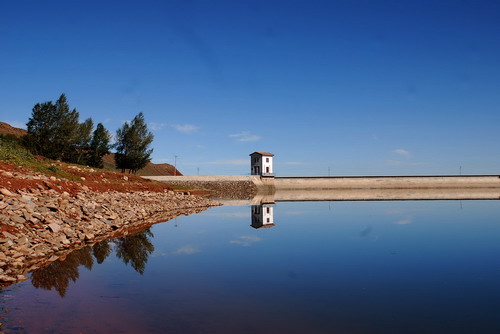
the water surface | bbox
[2,199,500,333]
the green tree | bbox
[114,112,154,173]
[71,118,94,164]
[25,94,80,161]
[87,123,111,168]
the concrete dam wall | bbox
[145,175,500,191]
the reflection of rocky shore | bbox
[0,187,219,285]
[31,229,155,297]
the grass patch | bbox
[0,139,37,165]
[0,139,79,181]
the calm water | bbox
[2,199,500,333]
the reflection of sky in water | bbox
[2,200,500,333]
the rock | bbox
[58,236,70,245]
[0,275,16,282]
[49,176,57,181]
[2,231,16,239]
[0,188,14,196]
[16,236,29,245]
[123,176,128,181]
[48,223,61,233]
[10,216,26,224]
[46,204,59,212]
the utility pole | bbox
[459,166,462,175]
[174,155,178,176]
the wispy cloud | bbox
[386,160,426,167]
[394,217,413,225]
[229,131,261,142]
[173,124,199,134]
[282,161,305,165]
[174,245,200,255]
[149,122,166,131]
[393,149,411,158]
[230,235,263,247]
[184,159,247,165]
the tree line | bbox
[21,93,154,173]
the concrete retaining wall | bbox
[144,175,500,197]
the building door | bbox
[266,167,269,173]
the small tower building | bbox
[250,152,274,176]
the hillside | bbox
[0,121,181,176]
[102,154,182,176]
[0,122,27,137]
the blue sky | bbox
[1,0,499,176]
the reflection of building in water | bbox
[250,152,274,176]
[251,203,275,229]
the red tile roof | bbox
[249,152,274,157]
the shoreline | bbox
[0,184,220,285]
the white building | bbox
[250,152,274,176]
[251,204,275,229]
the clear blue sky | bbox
[1,0,499,176]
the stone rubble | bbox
[0,171,220,285]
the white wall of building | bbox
[250,153,273,175]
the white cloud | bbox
[230,235,263,247]
[149,122,166,131]
[229,131,261,142]
[173,124,199,134]
[393,149,411,158]
[174,245,200,255]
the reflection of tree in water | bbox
[31,247,94,297]
[30,228,154,296]
[92,239,112,264]
[114,229,154,275]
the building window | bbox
[266,158,269,163]
[267,218,270,223]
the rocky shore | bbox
[0,169,220,285]
[147,177,258,200]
